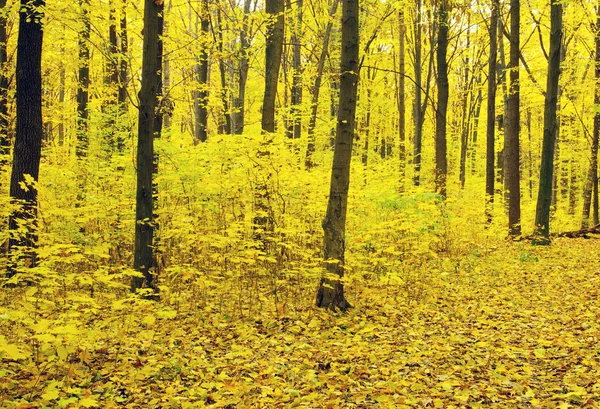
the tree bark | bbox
[195,0,209,143]
[397,10,406,192]
[261,0,284,133]
[504,0,521,237]
[0,0,9,166]
[215,9,232,135]
[582,3,600,229]
[533,0,562,242]
[435,2,449,198]
[486,0,497,222]
[305,0,339,169]
[316,0,358,311]
[132,0,160,292]
[232,0,252,134]
[287,0,302,139]
[413,0,423,186]
[7,0,44,277]
[76,0,90,159]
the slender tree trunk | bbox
[118,1,128,109]
[470,86,482,175]
[413,0,423,186]
[317,0,358,311]
[287,0,302,139]
[459,16,470,189]
[76,0,90,159]
[504,0,521,237]
[0,0,9,166]
[7,0,44,277]
[261,0,284,133]
[534,0,562,242]
[305,0,339,169]
[132,0,160,293]
[196,0,209,143]
[233,0,252,134]
[582,4,600,229]
[58,55,65,147]
[214,9,231,134]
[162,0,172,130]
[398,10,406,192]
[435,2,449,198]
[497,15,507,192]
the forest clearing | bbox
[2,0,600,407]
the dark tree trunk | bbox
[196,0,209,143]
[459,16,470,189]
[316,0,358,311]
[76,0,90,159]
[288,0,302,139]
[0,0,9,166]
[486,0,497,222]
[413,0,423,186]
[232,0,252,135]
[582,5,600,229]
[504,0,521,237]
[132,0,160,292]
[435,2,449,198]
[7,0,44,277]
[118,1,128,112]
[305,0,339,169]
[215,9,231,135]
[262,0,284,133]
[533,0,562,242]
[398,10,406,192]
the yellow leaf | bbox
[79,396,98,408]
[534,348,546,358]
[0,342,30,360]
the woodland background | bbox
[1,0,600,407]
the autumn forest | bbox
[1,0,600,407]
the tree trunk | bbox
[0,0,9,167]
[534,0,562,242]
[504,0,521,237]
[398,10,406,192]
[305,0,339,169]
[7,0,44,277]
[261,0,284,133]
[117,0,128,153]
[435,2,449,198]
[413,0,423,186]
[215,9,232,135]
[459,16,470,189]
[582,4,600,229]
[132,0,160,292]
[316,0,358,311]
[288,0,302,139]
[232,0,252,134]
[76,0,90,159]
[195,0,209,143]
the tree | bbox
[0,0,9,167]
[397,9,406,192]
[132,0,161,292]
[305,0,339,169]
[413,0,423,186]
[262,0,284,133]
[534,0,562,241]
[504,0,521,237]
[7,0,45,277]
[316,0,359,311]
[195,0,209,143]
[76,0,91,159]
[435,1,449,198]
[486,0,498,222]
[287,0,303,139]
[582,2,600,229]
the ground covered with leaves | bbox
[1,238,599,408]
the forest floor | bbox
[1,238,599,408]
